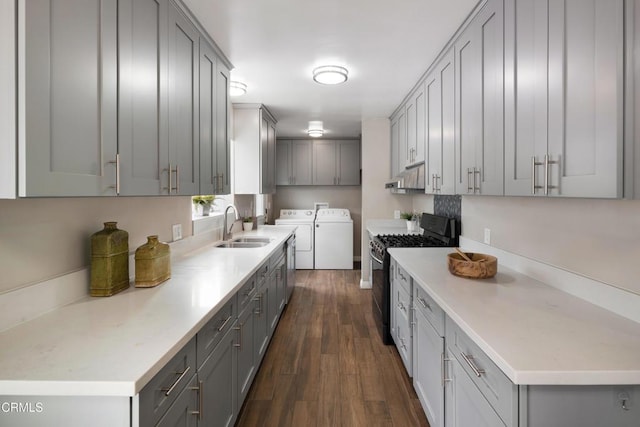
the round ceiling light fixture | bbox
[308,121,324,137]
[230,81,247,96]
[312,65,348,85]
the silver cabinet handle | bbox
[254,294,263,316]
[461,352,485,377]
[473,168,481,193]
[217,314,233,332]
[108,154,120,195]
[164,164,178,194]
[189,380,204,420]
[410,307,416,326]
[418,297,432,312]
[174,165,180,194]
[531,157,544,194]
[233,324,243,349]
[399,337,407,351]
[244,282,256,297]
[161,366,191,396]
[544,155,558,195]
[442,353,452,386]
[467,168,473,193]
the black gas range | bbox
[370,213,459,345]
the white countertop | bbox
[388,247,640,385]
[0,226,295,397]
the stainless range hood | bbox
[385,162,425,194]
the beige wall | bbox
[360,118,414,282]
[0,197,192,294]
[461,196,640,296]
[273,186,362,258]
[412,194,434,214]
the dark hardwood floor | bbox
[236,269,430,427]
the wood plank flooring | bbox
[236,270,430,427]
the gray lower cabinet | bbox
[455,0,504,196]
[254,265,271,364]
[395,284,413,376]
[445,352,507,427]
[413,287,445,427]
[236,299,256,407]
[156,373,200,427]
[21,0,118,197]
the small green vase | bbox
[90,222,130,297]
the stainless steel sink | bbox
[215,241,269,248]
[232,237,272,244]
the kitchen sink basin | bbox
[231,237,272,244]
[215,241,269,248]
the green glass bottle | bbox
[90,222,130,296]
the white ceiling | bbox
[184,0,478,138]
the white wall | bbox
[360,118,413,283]
[0,197,192,294]
[461,196,640,296]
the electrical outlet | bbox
[172,224,182,241]
[484,228,491,245]
[394,210,400,219]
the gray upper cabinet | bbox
[425,48,456,195]
[390,113,401,179]
[406,83,426,167]
[505,0,624,198]
[233,104,277,195]
[20,0,118,197]
[390,107,406,179]
[118,0,168,196]
[313,140,361,186]
[276,139,313,186]
[455,0,504,196]
[167,1,199,196]
[199,38,231,195]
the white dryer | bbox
[314,208,353,270]
[275,209,316,269]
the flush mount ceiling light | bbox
[312,65,348,85]
[308,121,324,137]
[230,81,247,96]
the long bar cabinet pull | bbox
[217,315,233,332]
[467,168,473,193]
[461,352,485,377]
[108,154,120,195]
[233,324,243,349]
[531,156,544,194]
[544,155,558,195]
[473,168,481,193]
[189,380,204,420]
[161,366,191,396]
[441,353,452,386]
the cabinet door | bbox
[216,62,231,194]
[395,285,412,377]
[118,0,168,196]
[276,140,292,186]
[313,140,337,185]
[455,0,504,196]
[267,121,277,193]
[156,374,200,427]
[199,327,237,427]
[276,258,287,312]
[260,115,269,193]
[407,83,426,167]
[267,270,280,333]
[254,284,270,364]
[428,50,455,195]
[390,115,400,179]
[337,140,361,185]
[199,37,217,195]
[445,354,506,427]
[237,305,256,407]
[398,108,408,175]
[547,0,623,198]
[413,310,445,427]
[167,1,199,195]
[21,0,118,196]
[291,140,313,185]
[504,0,548,196]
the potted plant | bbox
[401,212,418,231]
[242,216,254,232]
[192,195,215,216]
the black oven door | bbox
[370,249,392,344]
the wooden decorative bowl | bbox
[447,252,498,279]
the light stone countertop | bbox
[388,247,640,385]
[366,219,421,238]
[0,226,295,397]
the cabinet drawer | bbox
[414,286,445,336]
[396,263,412,295]
[238,274,257,315]
[139,337,197,427]
[445,317,516,426]
[196,297,236,368]
[395,285,413,376]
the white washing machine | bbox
[275,209,316,269]
[314,208,353,270]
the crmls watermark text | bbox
[1,401,44,413]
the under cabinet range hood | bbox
[385,162,425,194]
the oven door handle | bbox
[369,249,384,264]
